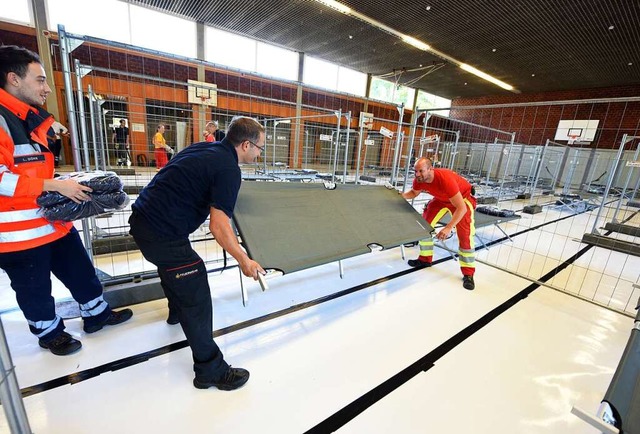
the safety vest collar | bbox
[0,88,40,121]
[0,89,54,148]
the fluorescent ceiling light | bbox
[312,0,518,92]
[459,63,514,91]
[314,0,351,14]
[401,35,430,51]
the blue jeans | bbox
[129,211,228,382]
[0,228,109,341]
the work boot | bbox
[39,331,82,356]
[463,275,475,290]
[83,308,133,334]
[193,366,250,391]
[408,258,431,269]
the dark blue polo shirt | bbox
[132,139,240,238]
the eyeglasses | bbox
[247,140,265,152]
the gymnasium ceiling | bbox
[126,0,640,100]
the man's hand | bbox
[44,179,92,204]
[436,226,452,240]
[238,257,265,281]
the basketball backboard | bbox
[554,119,599,144]
[187,79,218,107]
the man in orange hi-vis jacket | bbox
[0,45,132,356]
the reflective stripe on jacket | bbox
[0,89,72,253]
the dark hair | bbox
[0,45,42,89]
[225,116,264,146]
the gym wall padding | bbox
[233,182,433,274]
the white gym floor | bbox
[0,179,638,433]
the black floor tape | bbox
[304,208,639,433]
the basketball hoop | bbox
[199,95,210,106]
[567,134,579,145]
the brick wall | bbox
[451,86,640,149]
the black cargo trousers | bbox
[129,210,229,382]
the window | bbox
[1,0,31,24]
[370,77,415,107]
[417,90,451,117]
[205,27,256,71]
[303,56,366,96]
[48,0,131,43]
[303,56,338,90]
[130,5,196,58]
[49,0,196,57]
[256,42,298,81]
[337,66,366,96]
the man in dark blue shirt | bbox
[129,116,265,391]
[112,119,130,166]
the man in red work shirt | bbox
[401,157,477,290]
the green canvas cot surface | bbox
[233,182,433,274]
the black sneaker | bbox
[463,275,475,290]
[193,367,250,391]
[166,311,179,325]
[408,259,431,269]
[83,308,133,334]
[39,331,82,356]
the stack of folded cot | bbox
[37,171,129,221]
[476,205,516,218]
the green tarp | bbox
[233,182,433,274]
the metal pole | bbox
[87,86,100,170]
[73,60,91,171]
[586,154,600,191]
[563,153,579,195]
[550,147,564,192]
[486,138,498,185]
[467,151,474,175]
[480,141,489,177]
[263,120,268,173]
[0,319,33,434]
[631,161,640,201]
[331,110,342,183]
[496,133,515,205]
[355,123,365,184]
[403,110,418,189]
[418,114,427,157]
[304,130,309,169]
[60,27,84,170]
[272,121,277,171]
[450,131,460,169]
[390,104,404,185]
[101,108,111,168]
[524,147,538,195]
[529,140,549,205]
[94,99,104,169]
[95,102,108,170]
[342,112,351,184]
[393,132,405,184]
[611,138,640,223]
[61,27,95,260]
[591,134,629,234]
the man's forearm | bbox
[210,218,249,265]
[446,207,467,230]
